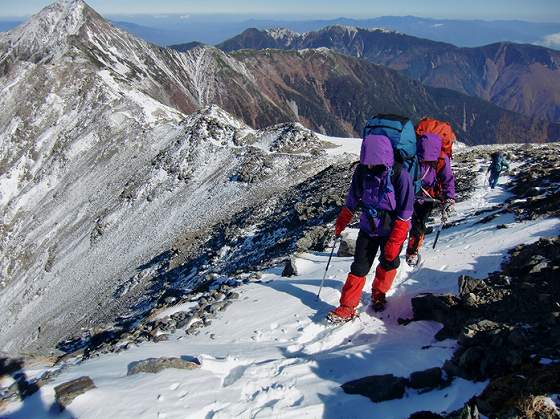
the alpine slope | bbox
[3,141,559,419]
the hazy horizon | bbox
[1,13,559,25]
[1,0,559,50]
[0,0,559,22]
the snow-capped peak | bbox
[265,27,302,42]
[0,0,89,63]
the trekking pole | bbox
[432,205,447,250]
[316,236,339,301]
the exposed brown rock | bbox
[54,376,96,410]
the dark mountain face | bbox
[230,49,559,144]
[154,39,560,144]
[215,26,560,124]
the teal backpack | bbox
[363,114,421,194]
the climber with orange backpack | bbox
[405,118,457,267]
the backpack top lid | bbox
[491,151,504,161]
[360,135,395,167]
[363,114,417,160]
[417,134,442,162]
[415,117,456,160]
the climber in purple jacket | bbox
[405,133,456,266]
[328,135,414,322]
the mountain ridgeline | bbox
[214,25,560,125]
[0,1,554,145]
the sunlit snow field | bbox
[4,140,559,419]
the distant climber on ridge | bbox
[327,116,415,323]
[487,151,510,189]
[405,119,456,267]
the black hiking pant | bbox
[489,170,500,189]
[350,229,401,277]
[408,201,436,254]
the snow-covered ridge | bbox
[264,28,307,47]
[295,46,336,57]
[186,104,251,132]
[0,5,336,353]
[261,25,399,48]
[159,105,326,158]
[264,27,303,45]
[320,24,359,37]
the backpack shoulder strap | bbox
[391,161,403,188]
[355,162,365,180]
[354,163,366,195]
[436,155,447,175]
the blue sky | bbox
[0,0,559,21]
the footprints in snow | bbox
[287,314,383,355]
[198,356,306,417]
[154,381,189,418]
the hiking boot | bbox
[406,252,419,267]
[371,290,387,312]
[326,305,357,324]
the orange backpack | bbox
[415,117,456,173]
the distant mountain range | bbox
[212,26,560,123]
[117,15,560,50]
[1,14,560,49]
[227,48,560,143]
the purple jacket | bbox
[344,134,414,237]
[417,134,456,201]
[418,156,456,201]
[345,166,414,237]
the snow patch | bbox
[317,133,362,157]
[97,70,183,125]
[154,301,199,320]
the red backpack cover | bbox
[415,117,456,174]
